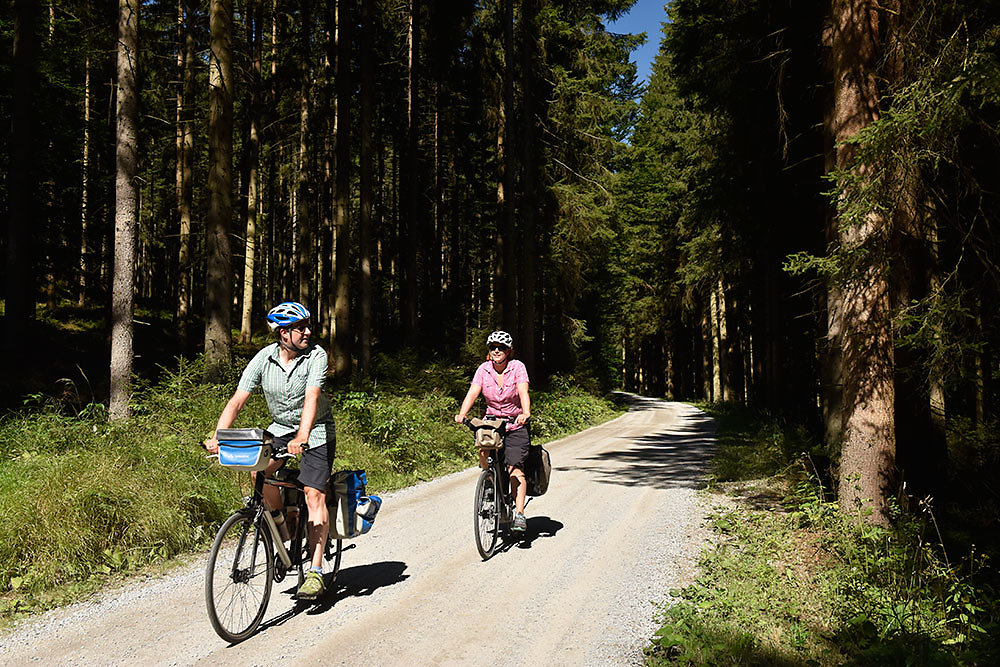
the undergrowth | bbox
[0,353,622,625]
[647,405,997,666]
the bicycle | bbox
[202,432,342,643]
[464,416,522,560]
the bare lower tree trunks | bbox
[110,0,139,420]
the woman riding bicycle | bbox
[454,330,532,533]
[203,301,335,600]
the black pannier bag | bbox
[525,445,551,496]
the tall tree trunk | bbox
[402,0,420,346]
[423,83,443,344]
[110,0,139,420]
[296,0,313,306]
[176,0,195,351]
[925,209,947,476]
[662,333,673,399]
[820,29,844,450]
[42,1,56,312]
[205,0,235,379]
[882,0,942,497]
[79,54,91,307]
[831,0,895,524]
[519,0,537,374]
[321,1,336,342]
[717,280,734,402]
[332,0,353,377]
[701,302,713,400]
[358,0,374,375]
[726,289,746,404]
[973,305,984,425]
[496,0,516,332]
[711,283,723,401]
[240,0,262,344]
[5,0,37,358]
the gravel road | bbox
[0,397,715,666]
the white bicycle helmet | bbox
[266,301,310,331]
[486,330,513,348]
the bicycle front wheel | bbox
[474,468,501,559]
[205,510,274,643]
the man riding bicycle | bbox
[454,330,532,533]
[203,301,335,600]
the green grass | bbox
[697,402,823,484]
[0,353,623,625]
[647,405,997,666]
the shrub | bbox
[0,354,622,621]
[649,408,997,666]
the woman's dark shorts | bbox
[273,431,335,491]
[503,425,530,470]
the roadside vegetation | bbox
[647,405,999,666]
[0,349,623,626]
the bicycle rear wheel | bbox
[294,511,343,591]
[322,537,343,582]
[474,468,501,559]
[205,510,274,643]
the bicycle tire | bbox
[293,511,343,591]
[205,510,274,643]
[474,468,501,559]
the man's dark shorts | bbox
[273,431,335,491]
[503,425,530,470]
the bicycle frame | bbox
[485,449,512,521]
[253,473,294,570]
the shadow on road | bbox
[486,516,563,557]
[312,560,410,612]
[515,516,563,550]
[254,560,409,635]
[609,392,671,412]
[561,407,716,490]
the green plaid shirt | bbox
[237,342,335,446]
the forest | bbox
[3,0,1000,659]
[2,0,1000,531]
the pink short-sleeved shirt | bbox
[472,359,529,431]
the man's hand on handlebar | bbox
[287,438,309,456]
[202,437,220,454]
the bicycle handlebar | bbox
[197,437,311,457]
[271,440,311,457]
[461,415,529,433]
[462,415,526,425]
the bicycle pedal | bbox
[294,587,325,602]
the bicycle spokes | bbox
[205,513,274,643]
[474,470,501,559]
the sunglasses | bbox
[286,321,311,332]
[488,344,508,352]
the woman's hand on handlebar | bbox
[202,437,220,454]
[454,414,467,424]
[515,413,530,426]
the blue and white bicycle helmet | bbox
[266,301,310,331]
[486,330,513,348]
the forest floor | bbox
[0,397,715,666]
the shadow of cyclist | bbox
[512,516,563,550]
[254,560,409,632]
[306,560,409,614]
